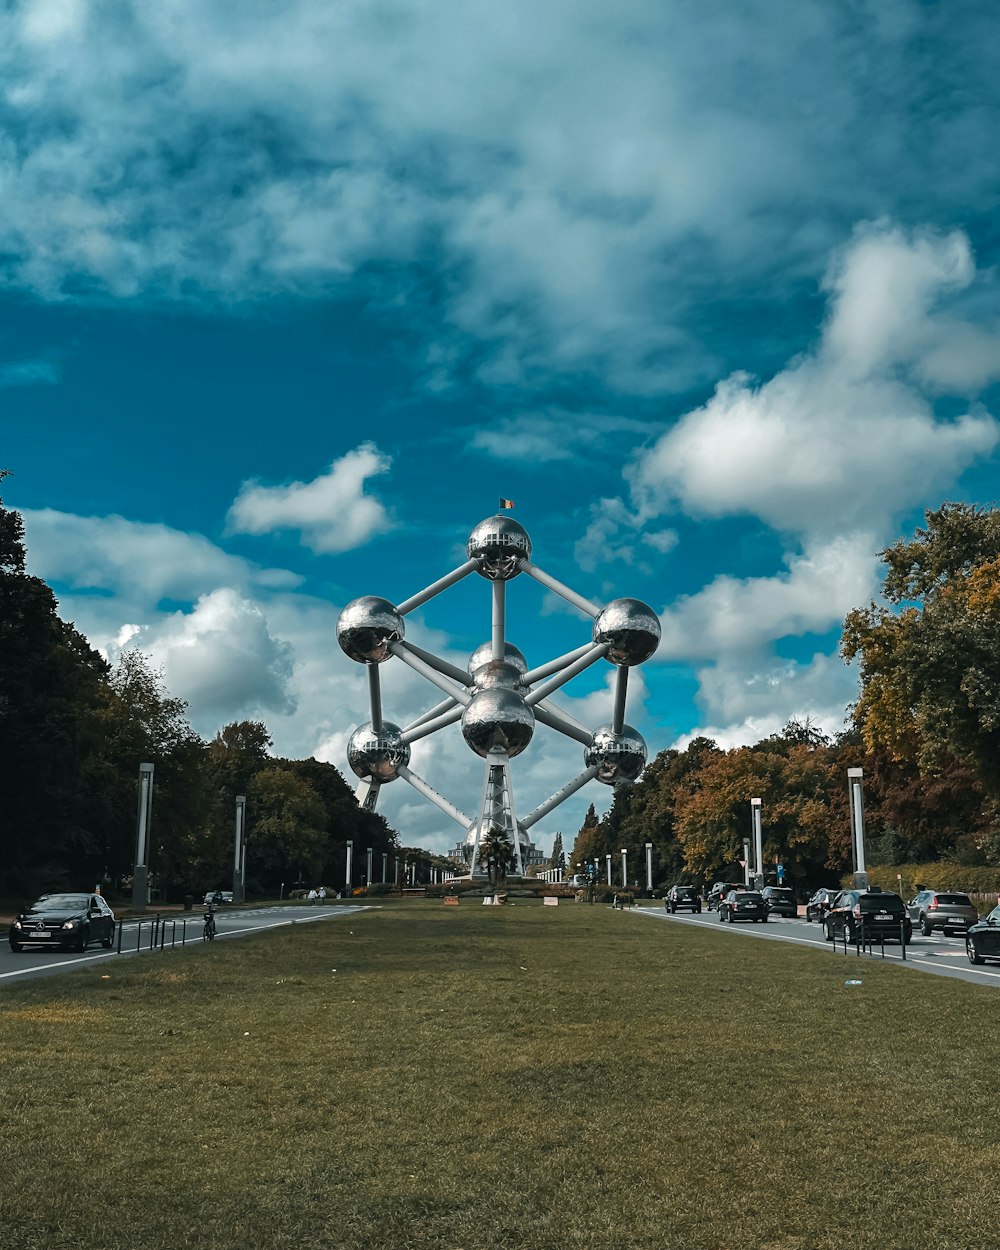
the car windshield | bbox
[935,894,972,905]
[769,889,793,899]
[738,892,763,902]
[32,893,89,909]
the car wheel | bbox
[76,925,89,952]
[823,920,834,943]
[718,910,725,922]
[101,931,114,949]
[921,917,933,937]
[669,904,676,913]
[968,939,985,966]
[9,940,23,953]
[761,915,768,923]
[696,906,702,913]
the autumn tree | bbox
[843,502,1000,819]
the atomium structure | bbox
[337,512,661,877]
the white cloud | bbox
[630,225,1000,536]
[575,496,678,574]
[656,532,880,661]
[227,443,393,553]
[22,508,300,601]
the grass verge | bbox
[1,900,999,1249]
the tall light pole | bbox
[848,767,867,887]
[132,763,154,914]
[605,853,612,886]
[232,794,247,903]
[750,798,763,887]
[645,842,653,893]
[366,846,373,889]
[621,848,628,889]
[345,839,354,897]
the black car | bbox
[707,881,744,911]
[664,884,702,913]
[966,906,1000,965]
[760,886,796,918]
[805,887,839,923]
[718,889,768,923]
[9,892,116,953]
[823,889,911,944]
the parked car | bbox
[965,906,1000,965]
[665,884,702,913]
[823,889,911,944]
[203,890,234,905]
[707,881,745,911]
[9,892,116,953]
[718,889,768,923]
[906,890,978,937]
[761,886,796,918]
[805,887,839,923]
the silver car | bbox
[906,890,978,937]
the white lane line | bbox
[0,950,116,980]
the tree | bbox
[246,765,327,888]
[478,826,514,887]
[549,832,564,870]
[843,502,1000,808]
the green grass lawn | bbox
[2,899,1000,1250]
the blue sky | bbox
[3,0,1000,856]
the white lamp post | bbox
[848,768,867,887]
[232,794,247,903]
[750,798,763,887]
[605,853,612,886]
[645,842,653,893]
[132,763,154,914]
[346,839,354,896]
[621,848,628,889]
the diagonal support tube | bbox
[522,641,597,686]
[612,665,629,734]
[521,766,601,829]
[396,559,479,615]
[524,642,609,706]
[519,558,601,618]
[367,665,383,733]
[533,704,594,747]
[401,704,465,744]
[389,640,473,706]
[397,765,473,830]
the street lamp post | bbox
[848,768,867,888]
[381,851,387,884]
[645,842,653,893]
[132,763,154,914]
[605,853,612,886]
[366,846,373,890]
[621,848,628,889]
[742,838,752,887]
[345,839,354,897]
[750,798,763,888]
[232,794,247,903]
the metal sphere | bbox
[471,660,525,693]
[467,515,532,581]
[461,688,535,758]
[468,641,528,678]
[585,724,647,784]
[337,596,404,664]
[593,598,661,666]
[347,722,410,782]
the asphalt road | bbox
[634,904,1000,989]
[0,903,366,986]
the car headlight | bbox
[12,920,22,930]
[61,920,79,930]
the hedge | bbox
[855,863,1000,902]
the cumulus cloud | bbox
[1,2,995,389]
[575,496,678,573]
[227,443,393,553]
[656,532,880,661]
[22,508,300,602]
[630,225,1000,536]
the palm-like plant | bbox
[478,825,515,887]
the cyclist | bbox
[203,904,217,941]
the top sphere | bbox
[467,515,532,581]
[593,598,661,666]
[337,596,404,664]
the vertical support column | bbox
[848,767,867,888]
[750,798,763,887]
[132,763,154,915]
[492,580,506,661]
[381,851,388,884]
[366,846,373,889]
[605,854,612,886]
[621,848,628,889]
[345,840,354,897]
[645,842,653,893]
[232,794,247,903]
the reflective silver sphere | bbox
[585,724,647,784]
[471,660,525,693]
[467,515,532,581]
[464,822,531,852]
[593,598,661,666]
[468,641,528,678]
[461,688,535,758]
[337,596,404,664]
[347,722,410,782]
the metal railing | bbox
[115,914,205,954]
